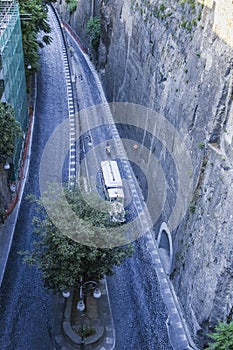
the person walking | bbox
[106,141,111,155]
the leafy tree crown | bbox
[21,186,134,291]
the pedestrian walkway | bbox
[0,203,20,285]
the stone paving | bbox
[62,14,199,350]
[0,5,200,350]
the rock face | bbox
[55,0,233,347]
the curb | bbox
[61,20,88,55]
[63,321,104,348]
[0,75,37,287]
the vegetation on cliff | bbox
[130,0,203,33]
[0,103,21,162]
[207,321,233,350]
[65,0,78,14]
[87,17,101,51]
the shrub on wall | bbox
[0,103,21,162]
[207,321,233,350]
[87,17,101,51]
[66,0,78,14]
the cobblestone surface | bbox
[0,5,190,350]
[107,238,173,350]
[65,19,174,350]
[0,7,69,350]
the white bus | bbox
[100,160,126,223]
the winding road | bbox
[0,6,190,350]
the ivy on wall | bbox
[0,103,21,162]
[87,17,101,51]
[65,0,78,15]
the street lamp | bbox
[62,290,70,298]
[76,279,101,349]
[93,287,101,299]
[77,300,85,312]
[77,300,85,348]
[4,162,10,170]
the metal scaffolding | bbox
[0,0,28,177]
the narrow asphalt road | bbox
[0,8,70,350]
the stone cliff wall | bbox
[98,3,233,345]
[55,0,99,50]
[55,0,233,347]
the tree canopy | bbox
[19,0,54,73]
[207,321,233,350]
[0,102,21,161]
[22,186,134,291]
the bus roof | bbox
[101,160,123,189]
[107,187,124,200]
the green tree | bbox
[87,17,101,51]
[0,103,21,161]
[19,0,53,73]
[22,186,134,291]
[207,321,233,350]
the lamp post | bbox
[4,162,10,170]
[76,279,101,349]
[77,300,85,349]
[0,155,11,170]
[62,290,71,298]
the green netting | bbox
[0,1,28,178]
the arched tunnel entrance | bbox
[157,222,173,274]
